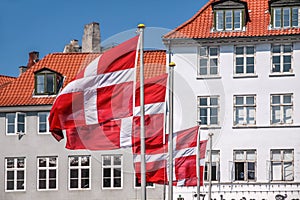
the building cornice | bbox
[0,105,52,112]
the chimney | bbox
[27,51,39,68]
[82,22,101,53]
[63,39,81,53]
[19,66,27,76]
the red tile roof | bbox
[0,50,166,107]
[0,75,16,90]
[165,0,300,39]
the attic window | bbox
[270,0,300,28]
[34,69,63,95]
[212,0,247,31]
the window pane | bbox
[103,156,111,166]
[283,8,291,27]
[284,150,293,160]
[114,156,121,165]
[200,108,208,125]
[283,105,292,123]
[210,108,218,124]
[39,180,46,189]
[246,97,254,105]
[39,170,46,179]
[200,98,207,106]
[49,157,57,167]
[292,8,299,27]
[103,178,111,187]
[114,168,121,177]
[216,11,224,30]
[273,45,281,53]
[272,106,281,123]
[103,168,111,178]
[210,48,218,56]
[81,169,89,178]
[283,95,292,104]
[39,158,47,167]
[235,151,244,160]
[70,157,79,166]
[17,159,25,168]
[81,156,89,166]
[70,169,78,178]
[234,10,241,29]
[7,171,14,179]
[235,107,244,124]
[81,178,89,188]
[236,47,244,55]
[247,107,256,124]
[200,47,207,56]
[49,170,56,178]
[283,56,291,72]
[46,74,54,93]
[235,162,244,180]
[284,162,293,180]
[284,45,292,53]
[37,75,45,93]
[274,9,282,28]
[272,56,281,72]
[272,96,280,104]
[272,150,281,161]
[70,180,78,188]
[7,181,14,190]
[247,151,256,160]
[7,159,14,168]
[49,180,56,189]
[210,97,218,106]
[225,10,233,30]
[246,46,254,54]
[236,97,244,105]
[114,178,121,187]
[17,181,24,189]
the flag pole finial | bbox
[137,24,146,29]
[169,62,176,67]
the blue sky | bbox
[0,0,206,77]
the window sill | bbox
[197,76,221,80]
[200,126,222,130]
[233,125,300,129]
[233,74,258,79]
[33,94,57,98]
[269,73,295,77]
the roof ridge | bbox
[164,0,213,38]
[0,74,17,79]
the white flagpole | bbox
[208,133,214,200]
[168,61,176,200]
[196,126,201,200]
[138,23,146,200]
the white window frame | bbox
[38,112,50,134]
[198,47,220,77]
[68,156,91,190]
[197,96,220,126]
[102,155,123,189]
[233,150,256,182]
[37,156,58,191]
[5,157,26,192]
[6,113,26,135]
[204,150,220,182]
[271,44,293,74]
[233,95,256,126]
[270,149,294,181]
[270,94,293,125]
[234,46,255,75]
[215,9,243,31]
[273,7,300,28]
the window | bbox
[134,176,154,188]
[5,157,26,192]
[6,113,26,135]
[234,95,256,126]
[272,7,300,28]
[235,46,255,75]
[198,96,219,126]
[271,44,293,73]
[270,149,294,181]
[233,150,256,181]
[102,155,122,189]
[69,156,90,190]
[271,94,293,124]
[215,9,243,31]
[37,157,58,190]
[38,112,50,134]
[35,70,63,95]
[204,150,220,181]
[199,47,219,76]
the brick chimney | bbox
[27,51,39,68]
[82,22,101,53]
[63,39,81,53]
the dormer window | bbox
[270,0,300,28]
[34,68,63,95]
[212,0,248,32]
[215,9,243,31]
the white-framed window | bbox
[272,7,300,28]
[134,175,154,188]
[199,47,219,77]
[271,44,293,73]
[5,157,26,192]
[215,9,243,31]
[198,96,219,126]
[38,112,50,134]
[204,150,220,182]
[270,149,294,181]
[37,156,58,190]
[271,94,293,124]
[6,113,26,135]
[235,46,255,75]
[102,155,123,189]
[234,95,256,126]
[69,156,91,190]
[233,150,256,181]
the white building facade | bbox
[165,0,300,199]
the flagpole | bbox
[196,126,201,200]
[138,23,146,200]
[208,133,214,200]
[168,61,175,200]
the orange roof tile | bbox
[165,0,300,39]
[0,75,16,90]
[0,50,166,107]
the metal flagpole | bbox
[196,126,201,200]
[208,133,214,200]
[168,61,175,200]
[138,23,146,200]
